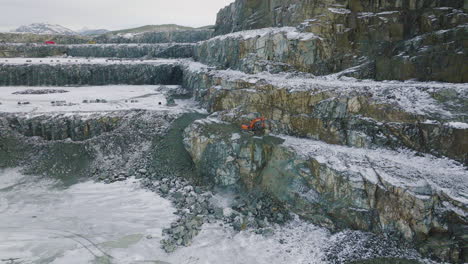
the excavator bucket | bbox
[241,124,250,130]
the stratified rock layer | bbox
[181,62,468,165]
[183,119,468,263]
[209,0,467,82]
[0,43,194,58]
[0,110,204,184]
[93,29,213,44]
[0,29,213,44]
[0,60,183,86]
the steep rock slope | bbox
[0,58,183,86]
[0,43,195,58]
[181,62,468,165]
[93,29,213,44]
[203,0,468,82]
[214,0,466,35]
[0,32,89,44]
[0,28,213,44]
[180,59,468,262]
[183,120,468,263]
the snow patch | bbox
[0,85,203,114]
[328,8,352,14]
[446,122,468,129]
[205,27,320,42]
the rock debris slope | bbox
[0,1,467,263]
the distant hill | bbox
[13,23,76,35]
[78,28,110,36]
[197,25,215,30]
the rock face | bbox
[5,114,123,141]
[93,29,213,44]
[0,29,213,45]
[180,61,468,262]
[181,63,468,165]
[0,32,89,44]
[0,43,194,58]
[195,28,331,75]
[183,119,468,263]
[0,60,183,86]
[214,0,466,35]
[0,110,202,183]
[0,2,466,262]
[208,0,468,82]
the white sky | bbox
[0,0,234,32]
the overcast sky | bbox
[0,0,234,32]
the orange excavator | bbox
[241,117,266,135]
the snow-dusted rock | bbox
[183,119,468,262]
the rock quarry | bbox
[0,0,467,263]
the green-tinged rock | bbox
[183,119,468,263]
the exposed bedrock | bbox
[5,114,123,141]
[0,110,204,184]
[183,119,468,263]
[0,43,195,58]
[0,32,89,44]
[0,29,213,44]
[0,61,183,86]
[208,0,467,82]
[215,0,466,35]
[181,63,468,165]
[93,29,214,44]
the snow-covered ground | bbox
[0,168,176,264]
[183,60,468,120]
[281,135,468,206]
[0,85,202,114]
[204,27,322,42]
[0,169,433,264]
[0,57,179,65]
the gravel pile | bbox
[99,165,290,253]
[13,89,69,95]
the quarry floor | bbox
[0,168,426,264]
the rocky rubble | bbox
[12,88,69,94]
[138,176,290,253]
[67,118,292,254]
